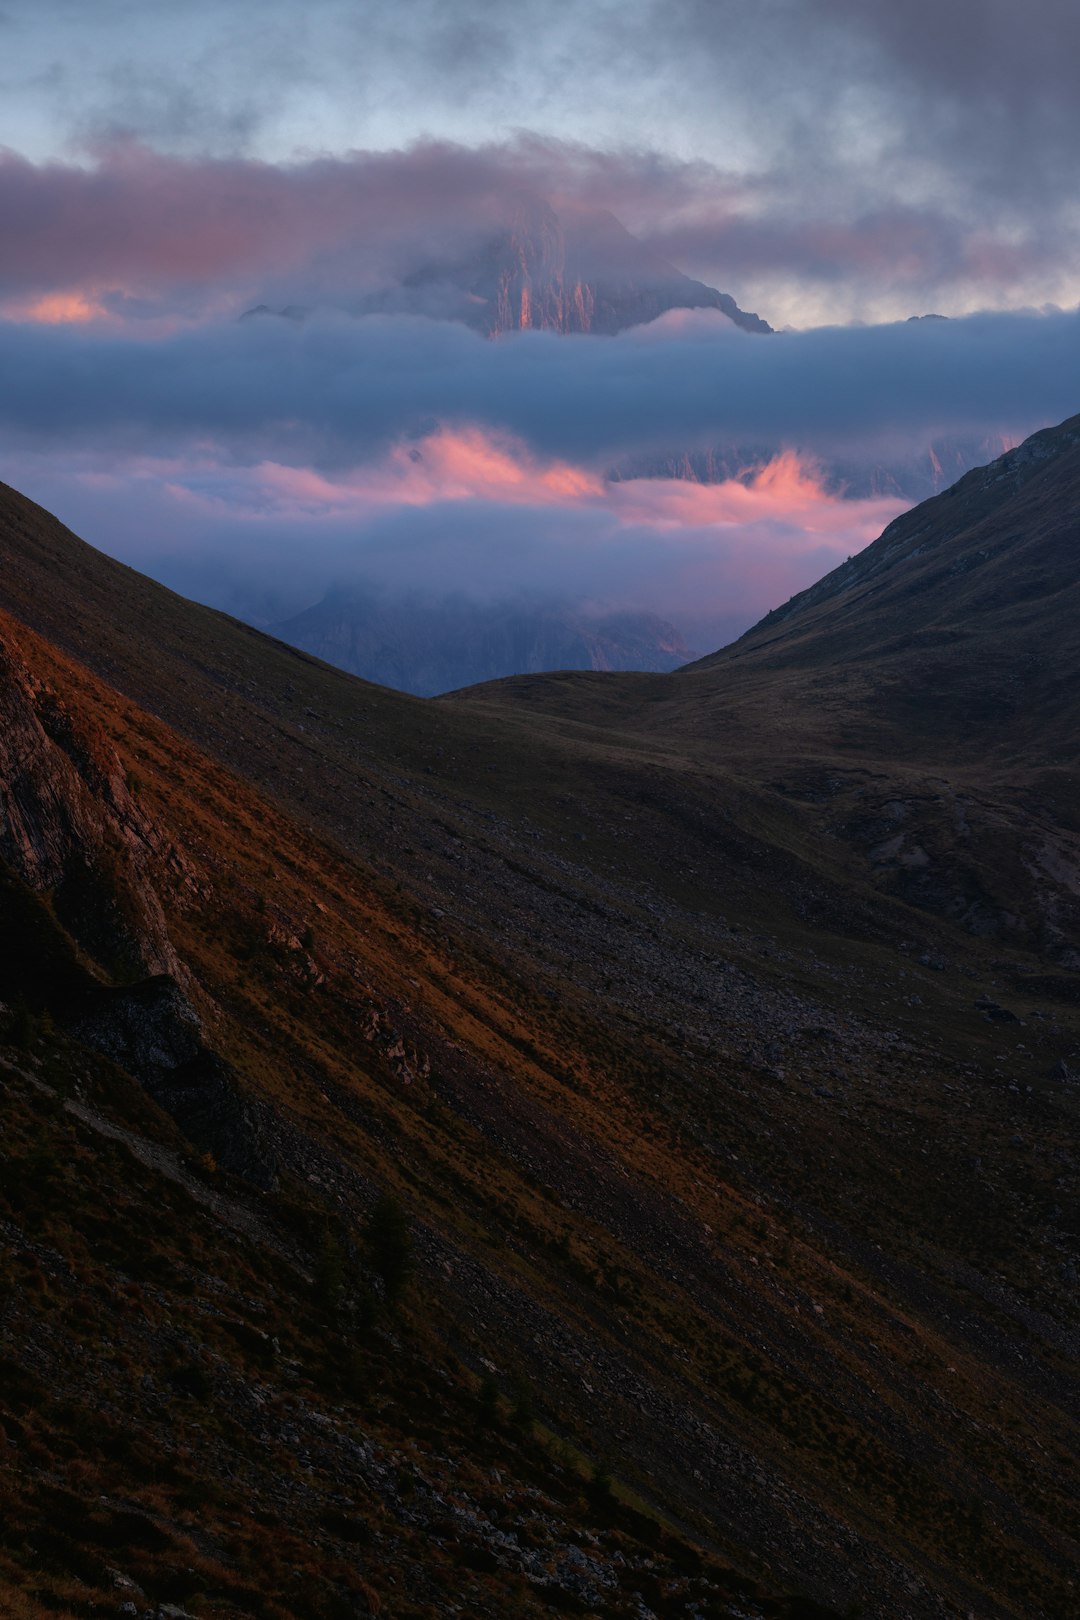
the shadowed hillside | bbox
[1,426,1079,1620]
[456,415,1080,964]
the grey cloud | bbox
[0,139,1070,328]
[4,1,1079,317]
[726,0,1080,213]
[13,0,1079,208]
[91,61,266,154]
[0,305,1075,468]
[638,207,1049,292]
[813,0,1080,206]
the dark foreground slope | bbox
[459,414,1080,964]
[470,408,1080,761]
[0,602,835,1620]
[693,410,1080,762]
[1,460,1079,1620]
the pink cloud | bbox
[52,425,902,622]
[0,290,115,325]
[0,140,593,306]
[150,428,604,519]
[129,426,899,543]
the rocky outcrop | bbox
[0,628,180,981]
[70,976,279,1188]
[0,624,276,1184]
[364,193,772,337]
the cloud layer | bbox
[5,2,1080,321]
[5,432,905,652]
[4,4,1078,658]
[1,136,1076,331]
[2,299,1075,649]
[2,303,1075,466]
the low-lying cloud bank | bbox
[2,300,1075,650]
[1,304,1075,468]
[6,435,904,653]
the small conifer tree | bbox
[476,1374,501,1433]
[314,1229,347,1312]
[363,1193,413,1307]
[510,1375,535,1435]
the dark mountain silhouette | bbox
[1,421,1079,1620]
[459,412,1080,962]
[696,410,1080,758]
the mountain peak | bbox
[376,191,772,336]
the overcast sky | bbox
[5,0,1080,321]
[1,1,1077,649]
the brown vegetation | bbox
[0,420,1078,1618]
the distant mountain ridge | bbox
[609,429,1017,504]
[272,587,696,695]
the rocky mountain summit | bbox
[248,192,772,338]
[377,193,773,337]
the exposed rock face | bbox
[0,622,277,1186]
[365,193,772,337]
[70,977,279,1188]
[0,627,180,980]
[272,591,697,695]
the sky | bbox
[2,0,1078,649]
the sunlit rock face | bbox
[371,192,773,336]
[0,627,181,979]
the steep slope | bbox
[458,415,1080,962]
[689,412,1080,761]
[0,606,836,1620]
[1,476,1079,1620]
